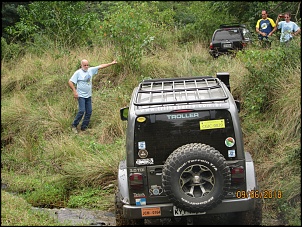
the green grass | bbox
[1,190,63,226]
[1,38,300,226]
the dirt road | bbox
[35,206,286,226]
[33,207,116,226]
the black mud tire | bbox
[162,143,231,213]
[115,192,144,226]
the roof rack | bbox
[133,76,229,106]
[220,24,246,28]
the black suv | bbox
[209,24,252,58]
[116,73,262,225]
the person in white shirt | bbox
[68,59,117,133]
[273,12,301,43]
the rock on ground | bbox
[32,207,116,226]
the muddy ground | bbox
[34,206,286,226]
[33,207,116,226]
[33,207,236,226]
[3,182,285,226]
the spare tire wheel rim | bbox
[162,143,231,213]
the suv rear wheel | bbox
[162,143,231,213]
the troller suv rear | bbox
[116,72,262,225]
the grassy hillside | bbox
[1,39,300,226]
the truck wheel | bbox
[162,143,231,213]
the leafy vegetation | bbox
[1,1,300,226]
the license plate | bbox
[199,119,225,130]
[141,207,161,217]
[223,43,232,48]
[173,206,206,216]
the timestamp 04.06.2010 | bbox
[236,190,282,199]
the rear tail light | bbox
[210,43,213,49]
[129,173,144,190]
[231,166,245,184]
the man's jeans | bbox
[72,97,92,130]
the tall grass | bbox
[1,39,300,225]
[1,191,63,226]
[236,38,301,226]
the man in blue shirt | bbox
[273,12,301,43]
[256,10,276,41]
[68,59,117,133]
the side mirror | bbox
[120,107,129,121]
[235,100,241,113]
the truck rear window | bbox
[134,110,237,165]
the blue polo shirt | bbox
[256,18,276,39]
[69,66,99,98]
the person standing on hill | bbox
[272,12,301,43]
[255,10,276,42]
[68,59,117,133]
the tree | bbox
[4,1,100,48]
[1,2,31,40]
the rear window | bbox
[134,110,238,165]
[213,29,242,41]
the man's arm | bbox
[255,20,262,36]
[272,14,282,33]
[268,18,276,36]
[68,80,78,99]
[271,26,277,34]
[293,27,301,36]
[97,60,117,69]
[255,20,269,37]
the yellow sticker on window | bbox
[200,119,225,130]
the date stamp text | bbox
[236,190,282,199]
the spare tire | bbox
[162,143,231,213]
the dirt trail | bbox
[34,207,286,226]
[32,207,116,226]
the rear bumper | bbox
[209,49,235,56]
[123,197,255,219]
[209,50,218,58]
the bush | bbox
[1,37,25,61]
